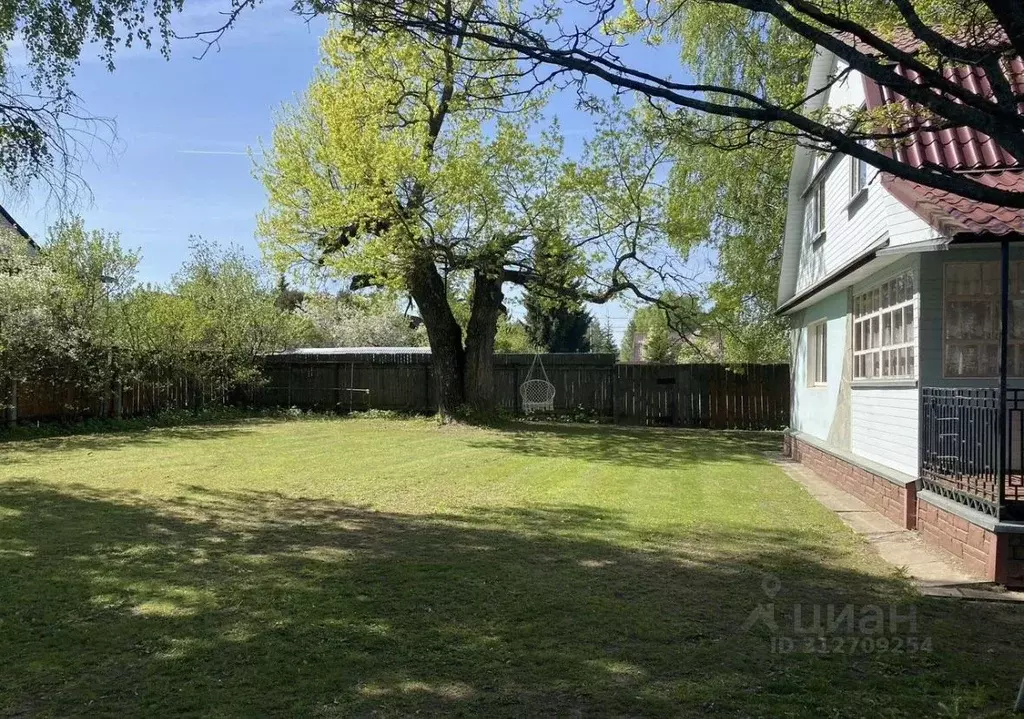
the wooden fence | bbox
[258,351,790,429]
[6,350,790,430]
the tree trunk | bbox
[464,269,504,415]
[405,257,466,419]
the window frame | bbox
[852,269,917,383]
[850,154,868,198]
[809,181,826,244]
[942,260,1024,378]
[808,320,828,387]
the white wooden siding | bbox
[882,192,942,247]
[850,388,919,475]
[793,62,940,294]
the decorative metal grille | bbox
[921,387,1024,520]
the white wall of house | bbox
[790,291,849,443]
[794,62,940,295]
[849,386,919,474]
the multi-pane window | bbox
[853,271,916,380]
[944,261,1024,377]
[809,321,827,386]
[850,155,868,196]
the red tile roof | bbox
[885,171,1024,236]
[859,43,1024,236]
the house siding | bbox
[790,291,848,443]
[850,388,919,475]
[792,63,940,296]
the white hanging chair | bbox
[520,354,556,414]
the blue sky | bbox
[4,2,712,342]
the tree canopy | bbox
[258,23,686,416]
[273,0,1024,209]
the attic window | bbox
[806,181,826,244]
[850,155,868,197]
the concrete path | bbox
[774,456,1024,603]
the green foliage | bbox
[2,217,317,412]
[0,219,141,407]
[653,8,809,363]
[121,238,319,386]
[640,323,674,364]
[524,232,592,353]
[585,320,617,355]
[620,295,704,363]
[0,228,61,388]
[300,290,427,347]
[494,318,533,353]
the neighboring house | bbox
[0,202,37,254]
[779,40,1024,588]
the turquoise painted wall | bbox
[790,290,848,442]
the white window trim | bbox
[942,260,1024,379]
[852,269,917,383]
[850,154,868,199]
[808,320,828,388]
[807,181,827,246]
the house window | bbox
[850,155,868,197]
[853,270,916,380]
[943,261,1024,377]
[809,321,827,386]
[806,182,826,244]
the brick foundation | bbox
[916,496,1024,588]
[784,433,917,529]
[915,496,994,579]
[784,431,1024,589]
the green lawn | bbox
[1,418,1021,717]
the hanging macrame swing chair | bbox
[519,353,556,414]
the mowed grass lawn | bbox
[1,419,1022,717]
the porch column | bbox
[998,239,1009,519]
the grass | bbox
[0,417,1022,717]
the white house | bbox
[779,44,1024,587]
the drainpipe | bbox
[998,239,1009,521]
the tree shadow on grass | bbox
[469,422,784,470]
[0,423,264,461]
[0,480,1021,718]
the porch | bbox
[921,387,1024,520]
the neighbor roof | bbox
[861,46,1024,236]
[0,202,37,248]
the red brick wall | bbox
[786,435,916,529]
[916,497,995,580]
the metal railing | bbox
[921,387,1024,519]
